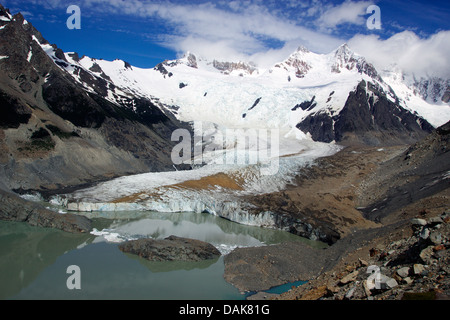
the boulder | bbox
[397,267,410,278]
[419,247,435,264]
[300,286,329,300]
[420,228,430,240]
[427,216,443,226]
[413,264,425,275]
[340,271,359,285]
[411,218,427,226]
[403,277,413,284]
[345,285,357,299]
[385,277,399,289]
[359,259,369,267]
[118,235,221,262]
[365,273,398,291]
[429,231,442,245]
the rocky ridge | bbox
[0,5,190,193]
[413,77,450,104]
[297,80,434,145]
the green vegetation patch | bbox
[27,128,55,151]
[45,124,80,139]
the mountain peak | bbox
[331,43,381,80]
[334,43,354,59]
[211,59,257,76]
[273,47,314,79]
[12,11,25,23]
[0,4,12,21]
[296,46,310,53]
[183,52,198,68]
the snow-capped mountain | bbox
[42,39,448,146]
[1,3,449,154]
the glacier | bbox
[63,135,341,234]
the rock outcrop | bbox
[118,236,221,262]
[0,188,91,233]
[297,80,434,146]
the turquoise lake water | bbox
[0,210,325,300]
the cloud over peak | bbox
[7,0,450,77]
[348,30,450,78]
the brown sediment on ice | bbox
[111,172,246,204]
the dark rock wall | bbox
[297,80,434,146]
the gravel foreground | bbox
[276,212,449,301]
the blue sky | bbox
[2,0,450,76]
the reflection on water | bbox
[0,221,93,300]
[124,252,220,273]
[0,210,326,300]
[85,211,327,252]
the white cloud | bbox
[78,0,345,65]
[316,0,373,30]
[13,0,449,77]
[80,0,450,77]
[348,30,450,78]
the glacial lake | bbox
[0,210,326,300]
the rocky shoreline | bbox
[0,188,91,233]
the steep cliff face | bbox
[297,80,434,146]
[413,77,450,104]
[0,6,189,192]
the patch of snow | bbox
[19,192,44,202]
[90,228,137,243]
[27,46,32,62]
